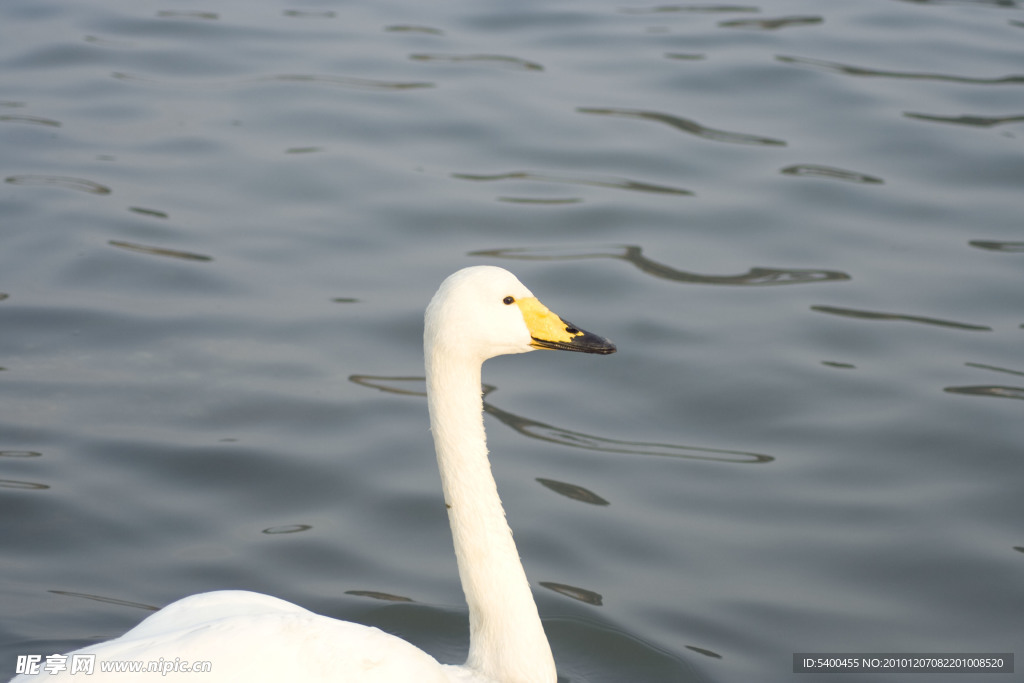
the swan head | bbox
[425,266,616,362]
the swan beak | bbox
[518,297,617,355]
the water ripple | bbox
[811,305,992,331]
[108,240,213,262]
[0,446,35,486]
[497,197,583,205]
[128,206,170,219]
[619,5,760,14]
[410,53,543,71]
[0,114,61,127]
[283,10,337,19]
[539,582,603,606]
[900,0,1022,7]
[536,478,611,506]
[385,25,444,35]
[345,590,414,602]
[349,375,775,464]
[687,645,724,659]
[665,53,707,61]
[577,107,787,146]
[780,164,884,184]
[0,479,49,490]
[470,245,850,286]
[263,74,434,91]
[0,450,43,458]
[49,590,159,612]
[944,385,1024,400]
[111,72,434,92]
[5,174,111,195]
[83,35,134,48]
[969,240,1024,252]
[777,55,1024,85]
[719,16,823,29]
[964,362,1024,378]
[155,11,219,21]
[262,524,313,534]
[904,112,1024,127]
[451,171,693,197]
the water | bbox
[2,0,1022,681]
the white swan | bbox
[14,266,615,683]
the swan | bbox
[13,266,615,683]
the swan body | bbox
[13,266,615,683]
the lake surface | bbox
[2,1,1022,681]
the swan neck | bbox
[425,351,556,682]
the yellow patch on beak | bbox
[516,297,581,346]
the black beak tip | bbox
[531,323,616,355]
[578,329,616,354]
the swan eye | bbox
[502,296,515,305]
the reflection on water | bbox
[539,582,603,606]
[718,15,823,30]
[262,524,313,535]
[385,25,444,35]
[345,590,415,603]
[108,241,214,262]
[349,375,775,464]
[618,5,759,14]
[48,591,158,613]
[0,114,61,128]
[944,385,1024,400]
[111,71,434,92]
[0,450,48,490]
[470,245,850,286]
[903,112,1024,128]
[451,171,693,197]
[964,362,1024,377]
[128,207,170,219]
[0,479,48,491]
[811,305,992,331]
[968,240,1024,252]
[497,197,583,205]
[283,10,337,19]
[483,391,773,464]
[665,53,707,61]
[777,54,1024,85]
[409,53,544,71]
[536,478,611,506]
[780,164,884,185]
[5,175,111,195]
[946,365,1024,402]
[156,11,218,21]
[83,34,134,47]
[577,107,786,146]
[685,644,723,660]
[906,0,1021,9]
